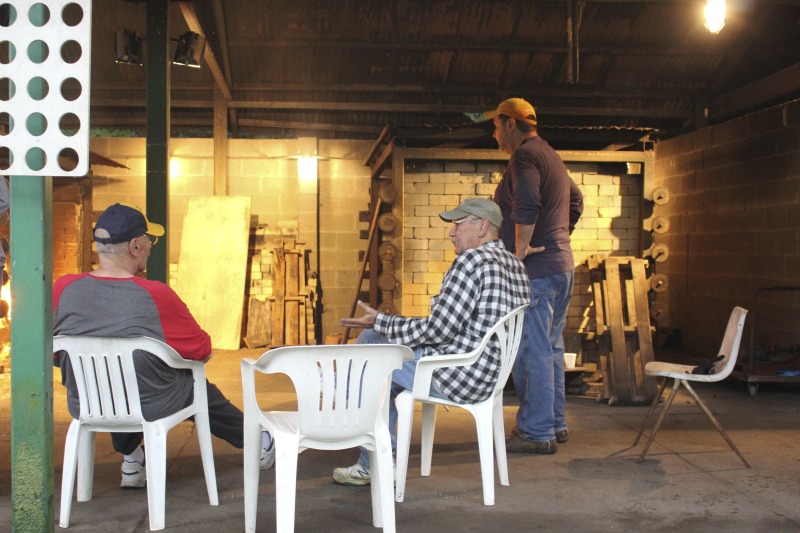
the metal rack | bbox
[735,286,800,396]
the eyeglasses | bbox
[146,235,158,246]
[452,216,480,228]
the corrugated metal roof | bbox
[79,0,800,149]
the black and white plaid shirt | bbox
[374,239,530,403]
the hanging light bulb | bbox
[704,0,726,34]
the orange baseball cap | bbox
[483,97,538,125]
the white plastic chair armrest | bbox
[240,358,261,414]
[411,349,481,399]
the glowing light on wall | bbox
[297,137,318,193]
[298,156,318,185]
[169,157,182,179]
[704,0,726,33]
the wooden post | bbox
[271,247,286,347]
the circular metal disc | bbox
[652,187,671,205]
[651,215,669,234]
[649,243,670,262]
[650,301,669,320]
[377,271,397,291]
[378,242,397,262]
[650,273,669,292]
[378,183,397,203]
[378,213,396,232]
[378,302,396,314]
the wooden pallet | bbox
[588,255,657,405]
[269,242,315,347]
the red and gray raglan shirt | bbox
[53,273,211,421]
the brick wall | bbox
[400,159,643,338]
[653,100,800,357]
[52,176,92,280]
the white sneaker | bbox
[120,458,146,489]
[332,463,371,486]
[260,443,275,470]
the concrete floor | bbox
[2,348,800,532]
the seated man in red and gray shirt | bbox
[53,203,274,488]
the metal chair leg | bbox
[633,377,668,447]
[638,378,681,463]
[681,381,751,468]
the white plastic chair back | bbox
[489,304,527,398]
[55,335,218,531]
[395,304,528,506]
[712,306,748,380]
[256,344,405,444]
[60,336,145,429]
[242,343,414,532]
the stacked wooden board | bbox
[587,255,657,405]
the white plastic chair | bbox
[241,343,414,533]
[394,304,527,506]
[632,306,750,467]
[55,335,218,531]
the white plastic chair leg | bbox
[472,404,496,506]
[492,397,509,487]
[368,449,382,527]
[76,430,96,502]
[369,447,396,533]
[274,439,299,533]
[143,427,169,531]
[59,420,81,528]
[193,411,219,505]
[419,403,437,477]
[243,421,263,533]
[393,391,414,503]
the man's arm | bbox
[514,222,543,261]
[143,281,212,361]
[568,177,583,235]
[340,300,378,328]
[373,253,483,348]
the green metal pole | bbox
[10,175,54,533]
[10,6,55,529]
[146,0,170,283]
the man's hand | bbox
[340,300,379,328]
[516,244,545,261]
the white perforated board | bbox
[0,1,92,176]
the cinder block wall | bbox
[400,159,643,336]
[51,176,92,280]
[88,137,372,339]
[83,137,646,345]
[653,100,800,357]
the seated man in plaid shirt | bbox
[333,197,530,486]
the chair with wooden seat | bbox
[632,306,750,467]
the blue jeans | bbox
[513,270,574,442]
[354,329,445,469]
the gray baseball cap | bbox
[439,197,502,227]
